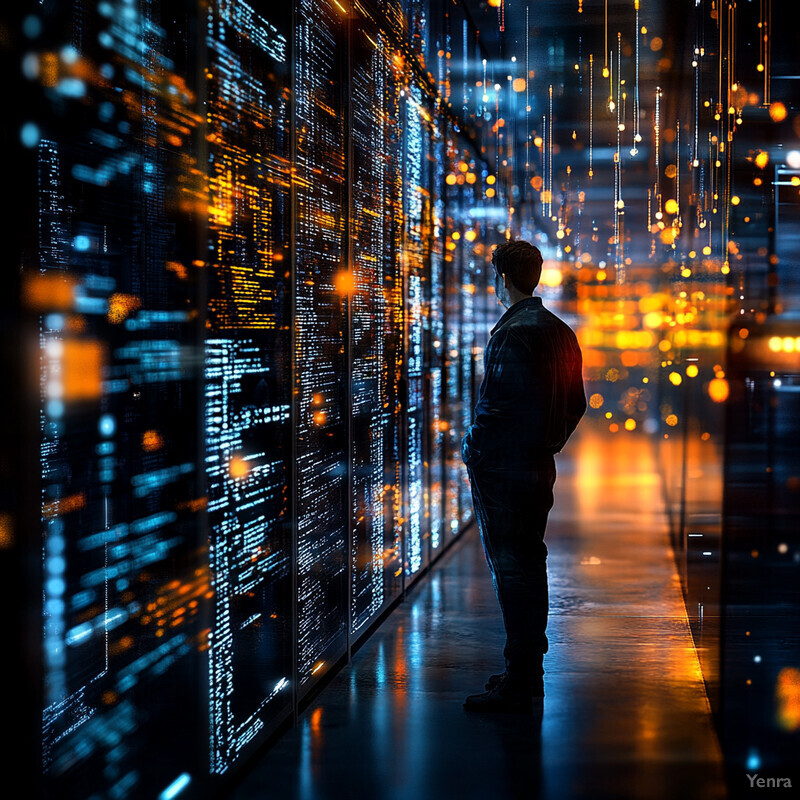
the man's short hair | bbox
[491,240,543,295]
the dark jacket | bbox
[462,295,586,469]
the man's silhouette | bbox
[461,240,586,713]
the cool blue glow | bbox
[73,235,91,251]
[21,122,40,148]
[747,750,761,770]
[99,414,116,437]
[23,15,42,38]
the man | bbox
[461,239,586,713]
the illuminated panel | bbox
[428,125,447,553]
[295,0,348,686]
[349,20,404,626]
[443,132,464,536]
[35,1,206,797]
[401,83,431,576]
[205,0,293,773]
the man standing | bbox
[462,240,586,713]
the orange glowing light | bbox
[513,78,526,92]
[686,364,699,378]
[769,102,787,122]
[486,187,496,198]
[23,271,77,311]
[62,340,105,400]
[665,414,678,427]
[334,270,355,295]
[775,668,800,731]
[0,513,12,549]
[664,198,679,215]
[313,410,326,425]
[446,174,457,185]
[624,418,637,431]
[589,393,604,409]
[142,430,164,452]
[708,377,729,403]
[229,456,250,479]
[754,151,770,169]
[108,292,142,324]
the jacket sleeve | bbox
[561,338,587,447]
[462,328,529,466]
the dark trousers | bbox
[467,458,557,685]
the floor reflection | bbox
[227,424,725,800]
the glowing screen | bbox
[16,0,498,796]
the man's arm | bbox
[462,328,529,466]
[563,338,587,444]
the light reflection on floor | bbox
[227,425,726,800]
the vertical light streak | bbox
[632,0,641,154]
[548,84,554,220]
[654,86,662,220]
[589,53,594,179]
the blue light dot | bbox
[20,122,40,149]
[46,577,66,596]
[747,751,760,770]
[73,235,91,252]
[47,556,66,575]
[48,534,65,555]
[754,655,762,663]
[22,15,41,38]
[46,400,64,418]
[46,598,65,615]
[99,414,116,437]
[60,45,79,65]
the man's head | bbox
[491,240,543,308]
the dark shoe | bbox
[486,671,544,696]
[464,674,536,713]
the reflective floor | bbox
[225,426,726,800]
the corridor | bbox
[227,426,726,800]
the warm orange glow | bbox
[334,270,355,295]
[589,393,604,409]
[668,371,682,386]
[485,187,496,198]
[0,513,12,549]
[769,101,787,122]
[108,293,142,324]
[686,364,699,378]
[23,271,77,310]
[486,174,496,185]
[665,414,678,427]
[42,491,86,520]
[513,78,526,92]
[754,151,770,169]
[708,377,730,403]
[229,456,250,479]
[664,198,679,215]
[142,430,164,452]
[775,668,800,731]
[63,340,105,400]
[624,418,637,431]
[446,173,457,185]
[313,410,326,425]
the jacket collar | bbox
[490,295,542,336]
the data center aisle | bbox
[225,427,726,800]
